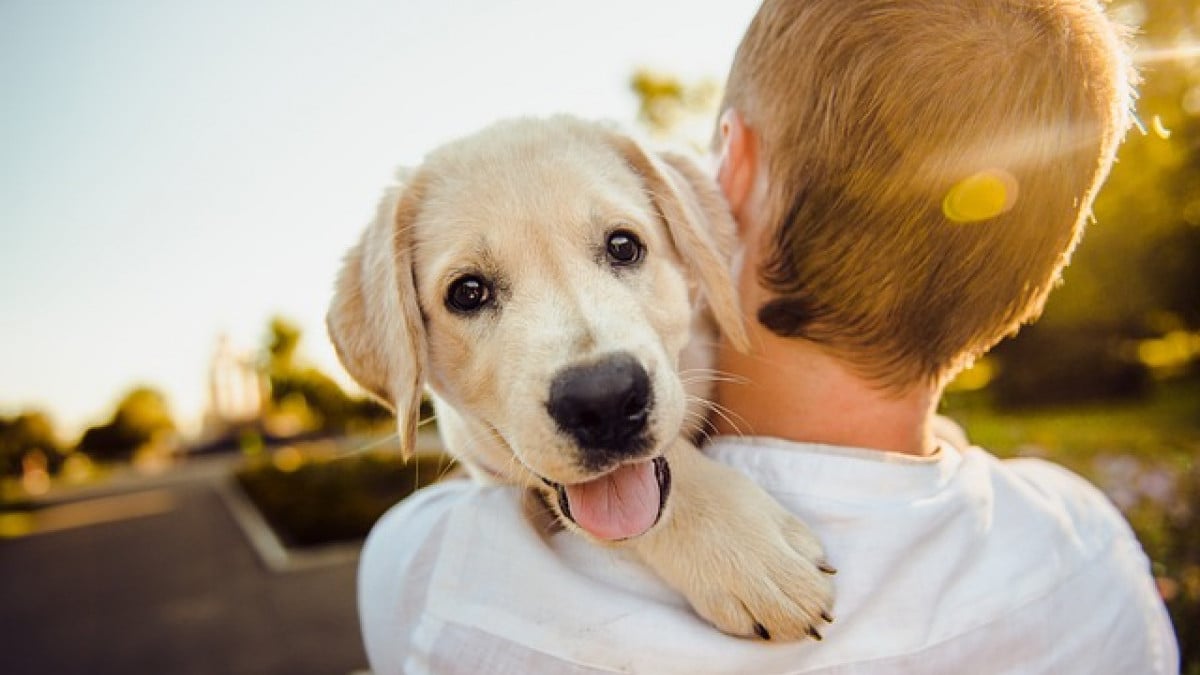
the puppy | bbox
[328,116,834,640]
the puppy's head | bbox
[328,117,745,540]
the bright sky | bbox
[0,0,761,438]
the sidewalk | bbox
[0,453,371,674]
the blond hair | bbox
[721,0,1135,386]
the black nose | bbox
[546,353,653,465]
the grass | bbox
[942,377,1200,471]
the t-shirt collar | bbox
[704,434,966,501]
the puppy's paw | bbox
[632,446,836,641]
[683,510,836,641]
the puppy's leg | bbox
[631,439,836,641]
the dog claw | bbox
[821,611,835,623]
[817,560,837,575]
[753,623,771,640]
[807,626,823,641]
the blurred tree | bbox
[630,68,721,148]
[267,316,302,374]
[0,411,63,478]
[263,317,391,436]
[1039,2,1200,331]
[990,0,1200,404]
[76,387,176,462]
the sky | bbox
[0,0,762,438]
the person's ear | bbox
[715,108,758,228]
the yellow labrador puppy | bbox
[328,116,835,641]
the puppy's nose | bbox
[547,352,652,461]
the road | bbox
[0,469,368,675]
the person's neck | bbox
[711,326,941,457]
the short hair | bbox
[720,0,1135,387]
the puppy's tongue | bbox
[563,461,659,541]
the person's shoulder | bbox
[952,451,1178,672]
[993,454,1111,505]
[361,479,523,576]
[367,479,479,544]
[358,480,532,674]
[988,453,1136,543]
[358,479,476,609]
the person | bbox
[357,0,1179,672]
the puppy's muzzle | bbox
[546,352,653,469]
[543,352,668,541]
[548,455,671,542]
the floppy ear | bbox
[608,135,750,352]
[327,176,428,459]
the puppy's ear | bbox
[609,135,749,352]
[327,177,428,459]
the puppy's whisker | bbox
[677,338,736,351]
[681,408,715,436]
[680,375,747,387]
[705,399,751,438]
[682,395,728,441]
[433,455,461,482]
[332,431,401,460]
[501,448,540,487]
[738,349,799,371]
[681,365,749,378]
[679,368,751,386]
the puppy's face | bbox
[413,124,693,488]
[329,117,745,541]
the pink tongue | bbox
[563,461,660,541]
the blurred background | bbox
[1,0,1197,673]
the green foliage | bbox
[235,450,451,547]
[270,368,391,434]
[992,0,1200,400]
[0,411,63,478]
[631,69,687,134]
[989,323,1151,408]
[76,387,175,462]
[972,0,1200,401]
[629,68,721,146]
[266,316,302,374]
[262,316,392,436]
[943,378,1200,467]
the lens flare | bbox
[1151,115,1172,140]
[942,169,1018,223]
[1134,44,1200,65]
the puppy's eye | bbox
[446,276,492,313]
[606,230,644,266]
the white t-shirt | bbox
[358,436,1179,674]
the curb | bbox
[214,478,362,573]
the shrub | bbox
[990,324,1149,409]
[236,451,453,548]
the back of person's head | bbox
[720,0,1135,388]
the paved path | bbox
[1,477,368,674]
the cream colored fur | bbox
[328,116,834,640]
